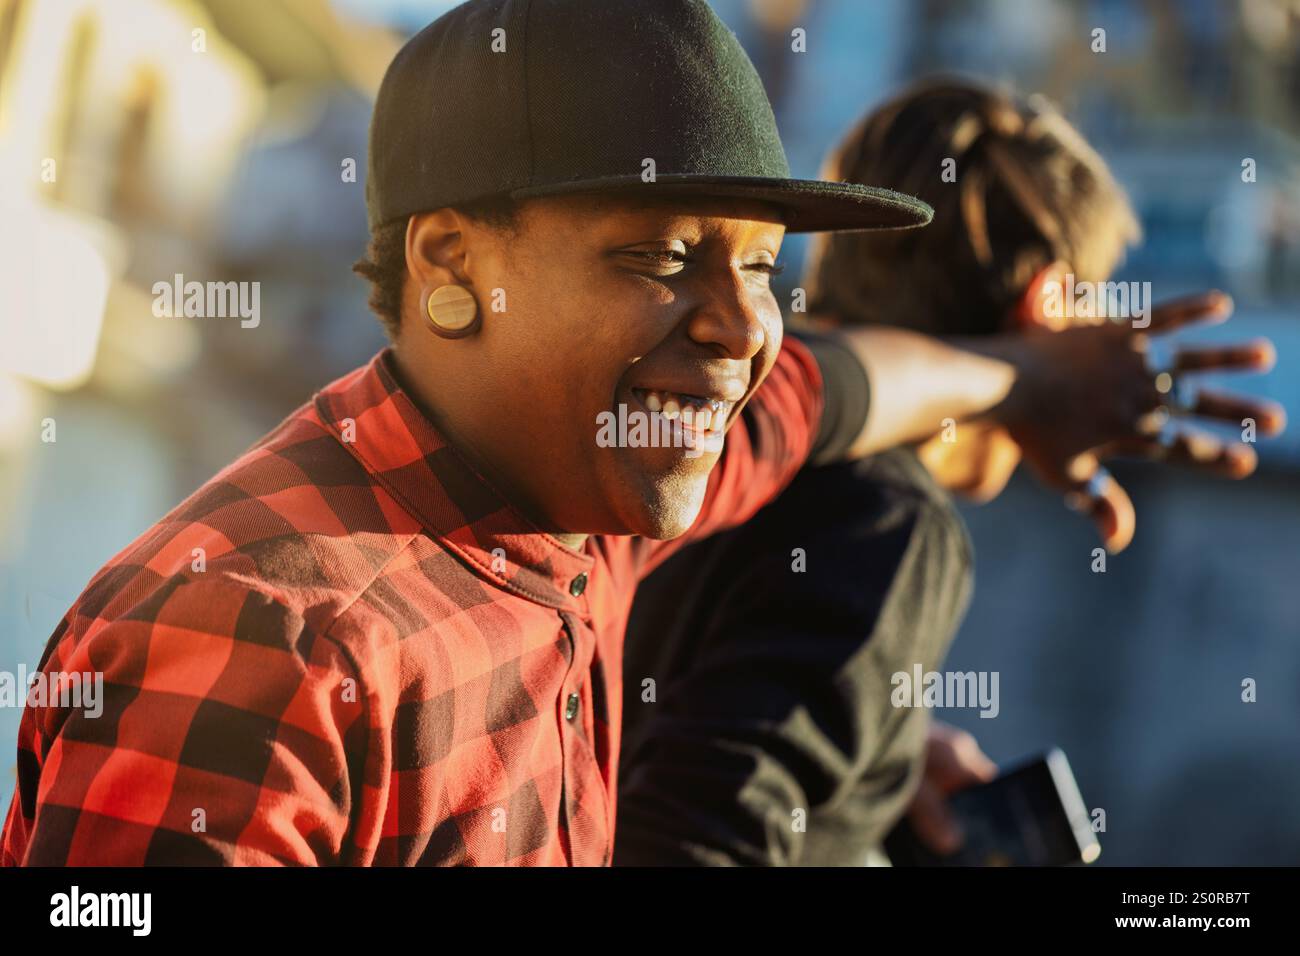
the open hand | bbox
[1005,291,1285,551]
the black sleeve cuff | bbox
[789,327,871,466]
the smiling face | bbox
[393,194,787,542]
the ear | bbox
[1012,260,1071,332]
[404,209,475,291]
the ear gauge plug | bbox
[424,285,480,338]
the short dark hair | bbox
[806,78,1140,336]
[353,196,520,338]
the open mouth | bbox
[630,388,733,433]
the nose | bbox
[683,268,770,361]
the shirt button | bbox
[569,573,587,597]
[565,692,580,721]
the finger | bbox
[947,731,999,787]
[1093,473,1135,553]
[926,724,998,790]
[1173,339,1276,374]
[1061,456,1135,552]
[1143,290,1233,332]
[1105,430,1258,479]
[907,780,963,856]
[1170,429,1257,477]
[1186,390,1287,435]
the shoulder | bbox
[693,449,973,637]
[68,401,425,652]
[844,448,970,545]
[737,447,970,566]
[39,575,363,721]
[634,449,972,634]
[787,450,973,610]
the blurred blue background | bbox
[0,0,1296,863]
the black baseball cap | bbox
[366,0,932,234]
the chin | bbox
[619,470,710,540]
[635,510,699,540]
[599,442,717,538]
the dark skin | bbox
[392,195,787,551]
[389,193,1286,557]
[914,263,1282,550]
[386,195,1282,863]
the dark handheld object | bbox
[884,747,1101,866]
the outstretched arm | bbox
[818,291,1285,550]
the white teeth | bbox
[636,388,732,430]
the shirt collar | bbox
[313,348,595,612]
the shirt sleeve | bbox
[789,328,872,466]
[0,578,367,866]
[635,334,825,577]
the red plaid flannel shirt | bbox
[1,339,822,866]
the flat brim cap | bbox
[367,0,933,234]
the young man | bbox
[615,79,1285,866]
[1,4,1278,866]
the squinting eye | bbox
[620,249,690,272]
[634,250,688,267]
[743,260,784,279]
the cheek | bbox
[537,279,680,390]
[487,274,649,452]
[764,295,784,349]
[750,293,786,379]
[488,263,596,370]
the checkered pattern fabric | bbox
[2,340,822,865]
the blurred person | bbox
[1,5,1281,868]
[615,78,1284,866]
